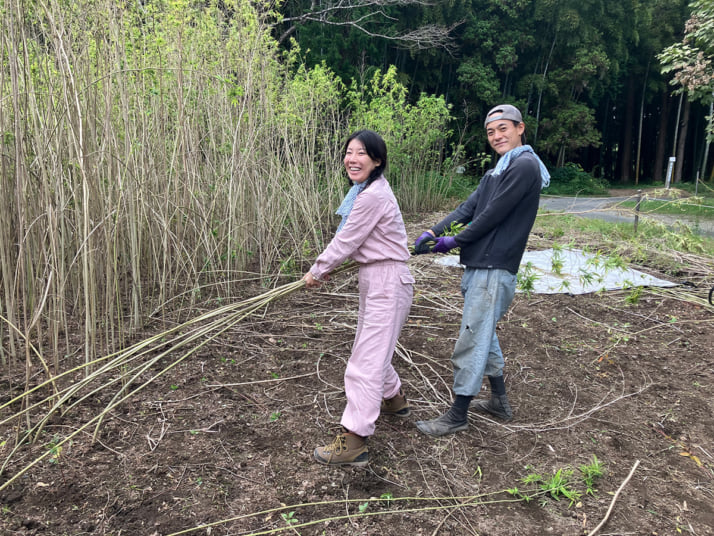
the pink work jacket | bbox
[309,177,410,279]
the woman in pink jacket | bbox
[303,130,415,466]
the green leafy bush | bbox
[544,163,609,196]
[345,66,459,211]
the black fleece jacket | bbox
[430,152,541,274]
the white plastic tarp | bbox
[434,248,677,295]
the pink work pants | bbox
[341,261,414,437]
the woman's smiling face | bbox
[344,139,381,184]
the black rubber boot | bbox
[471,394,513,421]
[415,408,468,437]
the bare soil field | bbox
[1,214,713,536]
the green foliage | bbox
[456,59,500,104]
[443,222,466,236]
[579,455,604,496]
[506,486,534,503]
[1,0,700,365]
[577,266,599,288]
[540,468,580,505]
[281,510,298,525]
[517,261,540,298]
[380,492,394,506]
[625,286,644,305]
[532,211,714,281]
[516,458,606,508]
[279,257,298,276]
[346,65,458,211]
[620,196,714,218]
[45,435,63,465]
[658,0,714,100]
[544,163,609,196]
[550,244,564,275]
[278,0,694,185]
[538,103,602,167]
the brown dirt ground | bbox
[1,214,713,536]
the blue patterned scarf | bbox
[493,145,550,188]
[335,181,368,232]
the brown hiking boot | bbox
[380,389,411,417]
[314,431,369,467]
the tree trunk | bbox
[674,97,691,183]
[534,33,556,149]
[558,145,566,168]
[619,76,636,183]
[635,61,650,185]
[653,91,669,183]
[700,94,713,182]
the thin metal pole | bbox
[696,171,700,196]
[634,189,642,233]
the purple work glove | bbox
[432,236,457,254]
[414,231,436,254]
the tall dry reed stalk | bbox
[0,0,345,380]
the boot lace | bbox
[327,434,348,455]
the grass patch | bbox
[542,163,610,196]
[620,196,714,218]
[532,212,714,276]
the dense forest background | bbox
[277,0,708,185]
[1,0,713,365]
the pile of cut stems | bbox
[0,261,358,491]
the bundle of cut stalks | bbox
[0,261,358,491]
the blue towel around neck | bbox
[493,145,550,188]
[335,181,368,232]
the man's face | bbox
[486,118,525,156]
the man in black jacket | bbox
[414,104,550,437]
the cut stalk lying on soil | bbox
[162,491,553,536]
[0,261,358,491]
[587,459,641,536]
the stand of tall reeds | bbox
[0,0,457,416]
[0,0,344,374]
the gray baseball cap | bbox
[484,104,523,127]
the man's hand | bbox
[414,231,436,254]
[432,236,457,254]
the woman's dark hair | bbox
[343,129,388,186]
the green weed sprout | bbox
[46,435,62,464]
[578,267,597,288]
[625,286,643,305]
[506,487,533,503]
[281,511,298,526]
[551,243,564,275]
[444,222,466,236]
[541,468,581,506]
[579,455,604,496]
[603,253,627,271]
[517,261,540,298]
